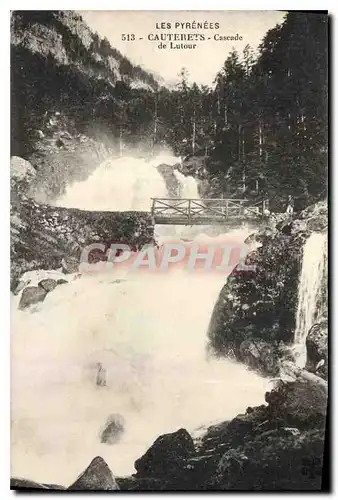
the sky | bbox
[80,10,286,86]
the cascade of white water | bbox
[56,155,179,211]
[55,154,199,212]
[174,169,200,199]
[293,232,327,368]
[11,154,269,484]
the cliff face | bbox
[11,11,158,92]
[11,11,160,200]
[207,201,328,378]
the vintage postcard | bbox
[10,10,328,491]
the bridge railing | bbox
[151,198,265,222]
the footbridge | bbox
[151,198,268,225]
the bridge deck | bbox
[153,215,261,225]
[151,197,267,226]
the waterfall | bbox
[55,155,175,211]
[56,154,199,212]
[12,153,269,484]
[174,169,199,199]
[293,232,327,368]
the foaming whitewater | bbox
[293,232,327,368]
[174,169,199,199]
[11,155,269,485]
[56,154,196,211]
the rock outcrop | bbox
[100,414,125,444]
[207,201,328,378]
[11,156,36,194]
[130,371,327,491]
[68,457,119,491]
[134,428,195,484]
[11,183,154,290]
[10,478,50,490]
[18,285,47,309]
[306,319,328,379]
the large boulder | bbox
[189,374,327,491]
[11,156,36,184]
[266,364,327,428]
[134,428,195,479]
[68,457,119,490]
[18,285,47,309]
[300,200,328,232]
[100,414,125,444]
[38,278,58,292]
[61,256,79,274]
[239,338,282,375]
[306,319,328,379]
[209,427,324,490]
[11,156,36,198]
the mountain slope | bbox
[11,10,161,200]
[11,11,158,91]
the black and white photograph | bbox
[9,9,328,491]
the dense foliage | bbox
[11,11,328,210]
[159,12,328,210]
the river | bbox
[11,155,269,485]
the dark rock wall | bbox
[11,193,154,289]
[207,201,328,377]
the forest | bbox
[11,11,328,211]
[149,11,328,210]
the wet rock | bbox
[10,156,36,185]
[11,477,49,489]
[135,428,195,478]
[100,414,125,444]
[18,285,47,309]
[43,483,66,490]
[306,319,328,379]
[307,217,328,232]
[209,427,324,490]
[56,278,68,285]
[255,226,277,244]
[267,366,327,428]
[61,256,79,274]
[239,338,280,375]
[290,219,308,234]
[244,233,256,245]
[187,379,327,491]
[38,278,57,292]
[13,279,28,295]
[111,376,327,491]
[68,456,119,490]
[116,476,168,491]
[280,221,292,235]
[301,200,328,231]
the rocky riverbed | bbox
[11,365,327,491]
[10,156,328,491]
